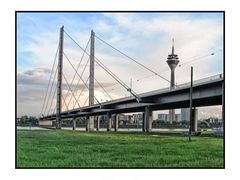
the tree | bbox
[18,115,38,126]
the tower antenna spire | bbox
[172,38,174,54]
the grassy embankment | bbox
[17,130,223,168]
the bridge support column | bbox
[114,114,118,132]
[169,109,175,124]
[107,112,112,131]
[86,116,94,132]
[86,116,89,131]
[72,117,76,131]
[191,108,198,132]
[142,112,146,132]
[145,106,153,132]
[96,116,100,131]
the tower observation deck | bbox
[166,39,179,123]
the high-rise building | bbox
[175,114,181,121]
[158,113,181,122]
[158,114,168,121]
[181,108,190,121]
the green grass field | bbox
[16,130,224,168]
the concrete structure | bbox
[87,30,95,131]
[42,74,223,133]
[86,116,94,131]
[43,75,223,119]
[166,39,179,124]
[113,115,118,132]
[72,117,76,130]
[96,116,100,131]
[107,112,112,131]
[142,112,146,132]
[89,30,95,106]
[145,106,153,132]
[56,26,64,129]
[39,120,53,128]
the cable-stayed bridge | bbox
[39,26,224,132]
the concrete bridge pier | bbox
[113,114,118,132]
[145,106,153,132]
[86,116,89,131]
[86,116,94,132]
[96,116,100,131]
[142,112,146,132]
[107,112,112,131]
[191,108,198,132]
[169,109,174,124]
[72,117,76,131]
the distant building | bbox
[132,113,143,123]
[118,114,132,125]
[118,114,125,121]
[181,108,190,121]
[117,114,125,125]
[206,117,221,124]
[158,114,168,121]
[99,115,107,123]
[175,114,181,121]
[158,113,181,121]
[126,115,133,124]
[118,113,143,125]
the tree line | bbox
[17,115,38,127]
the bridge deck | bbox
[41,74,224,120]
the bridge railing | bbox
[97,73,224,102]
[176,73,223,89]
[139,73,223,97]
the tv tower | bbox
[166,38,179,123]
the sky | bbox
[16,12,224,118]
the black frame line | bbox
[15,10,225,169]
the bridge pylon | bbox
[56,26,64,129]
[87,30,95,131]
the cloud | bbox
[17,68,50,86]
[24,67,51,76]
[17,67,118,116]
[198,106,222,119]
